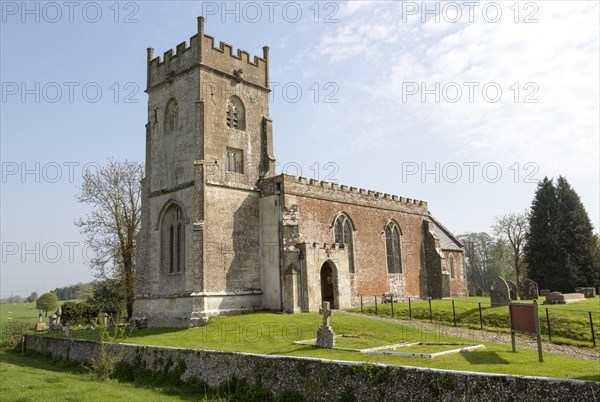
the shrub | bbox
[1,320,30,349]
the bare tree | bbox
[76,160,143,320]
[492,211,529,297]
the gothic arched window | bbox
[161,203,185,273]
[165,98,179,133]
[226,96,245,130]
[333,213,355,273]
[385,221,402,274]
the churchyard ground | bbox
[348,296,600,347]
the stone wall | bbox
[24,335,598,402]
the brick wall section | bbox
[24,335,599,402]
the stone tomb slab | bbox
[292,337,485,358]
[544,292,586,304]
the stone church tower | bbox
[134,17,275,327]
[134,17,466,328]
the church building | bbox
[133,17,466,328]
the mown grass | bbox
[65,312,600,381]
[348,296,600,347]
[0,300,78,338]
[0,349,219,401]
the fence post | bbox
[360,295,363,313]
[374,295,378,316]
[428,297,433,322]
[478,302,483,330]
[545,308,551,340]
[590,311,596,347]
[408,297,412,320]
[452,300,456,327]
[391,297,395,318]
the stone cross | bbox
[319,301,333,327]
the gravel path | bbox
[338,310,600,361]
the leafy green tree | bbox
[36,292,59,316]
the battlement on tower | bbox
[260,174,429,215]
[147,17,269,90]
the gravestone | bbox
[506,280,518,301]
[65,322,70,338]
[575,287,597,298]
[35,311,47,331]
[316,301,335,348]
[475,288,484,297]
[540,289,550,297]
[544,292,586,304]
[48,314,62,332]
[490,277,510,307]
[520,279,539,300]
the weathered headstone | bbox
[65,322,70,338]
[520,279,539,300]
[544,292,586,304]
[475,288,484,297]
[575,287,597,298]
[490,277,510,307]
[35,311,47,331]
[540,289,550,297]
[316,301,335,348]
[102,313,109,326]
[48,314,62,332]
[506,280,518,301]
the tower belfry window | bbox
[226,96,245,130]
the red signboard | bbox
[509,301,543,362]
[509,304,536,334]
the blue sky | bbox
[1,1,599,297]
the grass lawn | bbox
[0,349,218,401]
[66,312,600,381]
[348,296,600,347]
[390,344,478,354]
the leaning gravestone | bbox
[520,279,539,300]
[490,277,510,307]
[506,280,518,301]
[316,301,335,348]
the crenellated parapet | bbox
[259,174,428,215]
[147,16,269,91]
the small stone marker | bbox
[520,279,539,300]
[475,288,484,297]
[540,289,550,297]
[507,280,518,301]
[575,287,597,298]
[65,322,70,338]
[102,313,109,326]
[35,312,47,331]
[490,277,510,307]
[316,301,335,348]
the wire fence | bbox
[357,295,598,347]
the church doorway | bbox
[320,261,336,309]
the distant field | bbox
[0,301,74,337]
[349,296,600,346]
